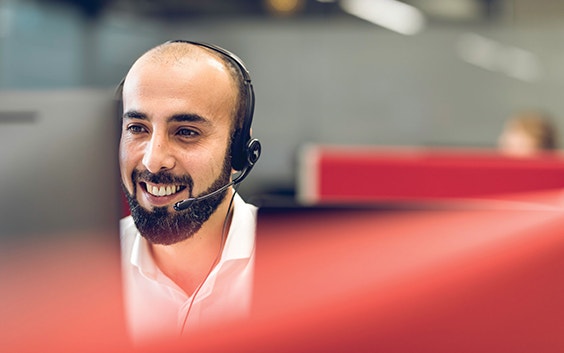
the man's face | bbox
[119,52,237,244]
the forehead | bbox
[122,45,238,121]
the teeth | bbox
[147,184,180,197]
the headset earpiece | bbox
[246,138,262,167]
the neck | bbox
[150,189,235,297]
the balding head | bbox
[121,41,248,133]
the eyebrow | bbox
[123,110,211,126]
[122,110,147,120]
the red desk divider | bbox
[298,145,564,204]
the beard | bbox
[122,157,232,245]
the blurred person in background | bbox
[498,110,559,157]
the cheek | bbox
[182,144,230,190]
[182,150,217,183]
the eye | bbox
[126,124,147,134]
[177,127,199,138]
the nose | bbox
[142,133,175,173]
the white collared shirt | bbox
[120,194,257,345]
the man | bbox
[118,40,261,344]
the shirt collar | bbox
[130,230,160,280]
[219,193,256,263]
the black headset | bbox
[118,40,261,173]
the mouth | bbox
[140,182,188,197]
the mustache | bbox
[132,169,194,188]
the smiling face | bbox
[119,44,238,244]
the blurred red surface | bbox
[3,192,564,353]
[182,192,564,353]
[299,146,564,203]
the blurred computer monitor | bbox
[0,89,121,241]
[0,90,129,352]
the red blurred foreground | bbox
[3,190,564,353]
[161,190,564,353]
[0,233,130,353]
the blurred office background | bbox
[2,0,564,199]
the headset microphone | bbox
[173,164,254,212]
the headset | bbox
[117,40,262,211]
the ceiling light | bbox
[340,0,426,35]
[264,0,305,16]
